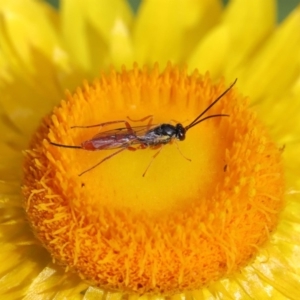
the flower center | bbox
[22,64,285,295]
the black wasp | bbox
[50,79,237,176]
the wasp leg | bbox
[78,147,127,176]
[173,140,191,162]
[142,145,163,177]
[127,115,154,131]
[78,144,141,176]
[127,115,153,123]
[71,120,129,130]
[72,120,137,135]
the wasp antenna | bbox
[186,114,229,129]
[49,141,81,149]
[185,79,237,131]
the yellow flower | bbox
[0,0,300,299]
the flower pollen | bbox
[22,64,285,295]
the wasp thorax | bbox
[155,124,177,137]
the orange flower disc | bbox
[22,64,285,295]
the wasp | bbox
[50,79,237,176]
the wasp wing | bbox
[79,124,160,150]
[90,124,159,140]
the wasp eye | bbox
[179,132,185,141]
[176,124,185,141]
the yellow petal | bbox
[61,0,133,73]
[133,0,222,65]
[61,0,91,71]
[0,0,60,72]
[83,287,106,299]
[0,0,76,136]
[188,25,230,79]
[22,264,88,299]
[0,48,5,68]
[292,71,300,96]
[0,1,87,136]
[222,0,276,77]
[0,67,61,137]
[237,5,300,101]
[257,93,300,142]
[189,0,276,80]
[85,0,134,68]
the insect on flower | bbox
[50,79,237,176]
